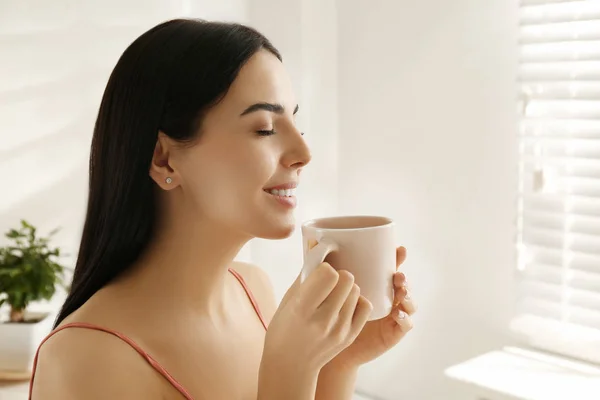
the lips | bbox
[264,182,298,208]
[264,182,298,191]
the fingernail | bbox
[405,291,411,300]
[393,309,407,325]
[394,273,406,286]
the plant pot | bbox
[0,311,53,376]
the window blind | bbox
[513,0,600,365]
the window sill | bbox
[0,381,28,400]
[445,347,600,400]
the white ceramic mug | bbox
[301,215,396,321]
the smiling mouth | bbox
[264,187,298,209]
[264,188,296,197]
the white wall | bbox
[336,1,519,399]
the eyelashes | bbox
[256,129,276,136]
[256,129,305,137]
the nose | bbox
[283,128,312,169]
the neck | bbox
[121,208,252,316]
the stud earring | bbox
[165,177,173,184]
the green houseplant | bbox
[0,220,66,323]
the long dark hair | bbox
[54,19,281,327]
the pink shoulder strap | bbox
[28,268,268,399]
[27,321,194,400]
[227,267,269,330]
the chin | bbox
[273,223,296,239]
[260,222,296,240]
[253,216,296,240]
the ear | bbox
[149,132,180,190]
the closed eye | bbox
[256,129,276,136]
[256,129,304,137]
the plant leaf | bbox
[0,222,65,312]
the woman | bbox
[29,19,416,399]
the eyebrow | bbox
[240,102,299,116]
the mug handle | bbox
[300,238,339,283]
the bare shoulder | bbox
[31,325,165,399]
[231,261,273,292]
[231,261,278,322]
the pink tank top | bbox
[28,268,268,400]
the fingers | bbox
[394,246,415,314]
[395,246,407,269]
[393,271,407,288]
[391,308,414,334]
[350,296,373,336]
[393,272,417,315]
[297,262,340,310]
[318,270,356,314]
[338,280,361,323]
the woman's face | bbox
[158,49,311,239]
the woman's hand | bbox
[258,262,373,400]
[326,246,416,368]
